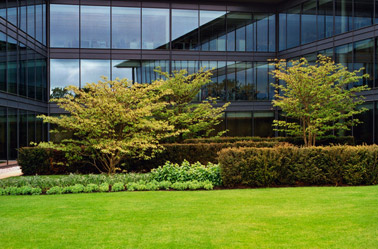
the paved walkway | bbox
[0,166,23,179]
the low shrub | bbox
[150,160,222,186]
[46,186,63,195]
[158,181,171,190]
[111,182,125,192]
[84,184,100,193]
[218,145,378,188]
[99,183,110,192]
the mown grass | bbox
[0,186,377,248]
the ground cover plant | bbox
[0,186,377,248]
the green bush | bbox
[84,184,100,193]
[99,183,110,192]
[171,182,189,190]
[150,160,222,186]
[218,145,378,188]
[111,182,125,192]
[46,186,63,195]
[158,181,171,190]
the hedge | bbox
[17,141,289,175]
[218,145,378,188]
[183,135,355,146]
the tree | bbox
[37,77,179,174]
[154,69,230,141]
[271,55,369,147]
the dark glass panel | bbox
[50,5,79,48]
[7,0,18,27]
[226,112,252,137]
[27,50,35,99]
[0,107,6,160]
[0,2,5,19]
[27,111,35,145]
[7,108,17,160]
[268,14,276,52]
[200,10,226,51]
[41,59,47,102]
[226,61,236,101]
[200,61,226,101]
[172,9,199,50]
[142,8,169,50]
[255,14,269,52]
[36,115,42,143]
[354,39,374,88]
[254,111,274,137]
[335,0,353,35]
[19,1,27,32]
[139,60,169,83]
[335,44,353,69]
[43,3,46,45]
[19,43,27,97]
[112,7,141,49]
[36,58,43,101]
[354,103,374,144]
[286,6,300,49]
[256,62,268,100]
[279,13,287,51]
[318,0,334,39]
[235,62,247,100]
[112,60,138,82]
[226,12,252,52]
[27,2,35,38]
[301,0,317,45]
[81,59,110,87]
[36,3,43,43]
[50,59,80,97]
[7,36,18,94]
[81,6,110,49]
[354,0,373,29]
[19,110,28,148]
[268,64,275,100]
[0,32,6,92]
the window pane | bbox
[7,0,18,27]
[172,9,199,50]
[19,110,28,148]
[287,6,300,49]
[27,49,35,99]
[254,111,274,137]
[142,8,169,49]
[112,60,138,82]
[36,3,43,43]
[354,0,373,30]
[200,61,226,101]
[256,62,268,100]
[268,14,276,52]
[200,11,226,51]
[81,6,110,48]
[226,112,252,136]
[28,111,35,145]
[279,13,287,51]
[8,108,17,160]
[81,60,110,86]
[50,5,79,48]
[318,0,333,39]
[226,12,252,52]
[112,7,141,49]
[354,39,374,88]
[256,14,269,52]
[354,103,374,144]
[0,32,6,92]
[27,4,35,38]
[335,0,353,35]
[50,59,79,98]
[19,43,27,96]
[301,0,317,45]
[7,36,17,94]
[0,107,6,160]
[0,2,6,19]
[19,2,27,32]
[36,58,44,101]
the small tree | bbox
[155,69,230,141]
[38,78,179,174]
[271,55,369,147]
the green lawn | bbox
[0,186,377,249]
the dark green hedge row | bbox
[218,145,378,188]
[18,141,287,175]
[183,136,355,146]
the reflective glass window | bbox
[19,1,27,32]
[81,59,110,86]
[7,36,18,94]
[139,60,169,83]
[112,7,141,49]
[27,50,35,99]
[200,11,226,51]
[226,61,237,101]
[268,15,276,52]
[286,6,300,49]
[279,13,287,51]
[27,3,35,38]
[19,43,27,97]
[335,0,353,35]
[318,0,334,39]
[28,111,35,145]
[256,14,269,52]
[354,0,373,30]
[36,58,44,101]
[0,107,6,160]
[172,9,199,50]
[254,111,274,137]
[50,59,79,98]
[256,62,268,100]
[200,61,226,101]
[36,3,43,43]
[354,39,374,88]
[0,32,6,92]
[335,43,353,69]
[7,0,18,27]
[0,2,5,19]
[226,112,252,136]
[50,5,79,48]
[36,115,43,143]
[301,0,317,45]
[8,108,17,160]
[81,6,110,49]
[354,103,374,144]
[142,8,169,50]
[43,3,46,45]
[226,12,253,52]
[112,60,138,82]
[19,110,28,149]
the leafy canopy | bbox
[271,55,369,147]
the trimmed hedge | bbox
[183,136,355,146]
[218,145,378,188]
[18,141,289,174]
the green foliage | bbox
[46,186,63,195]
[171,181,189,190]
[50,87,72,99]
[271,55,369,146]
[150,160,222,186]
[155,69,230,140]
[0,186,42,196]
[99,183,110,192]
[37,77,179,174]
[111,182,125,192]
[157,181,171,190]
[84,184,100,193]
[62,184,85,194]
[218,145,378,187]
